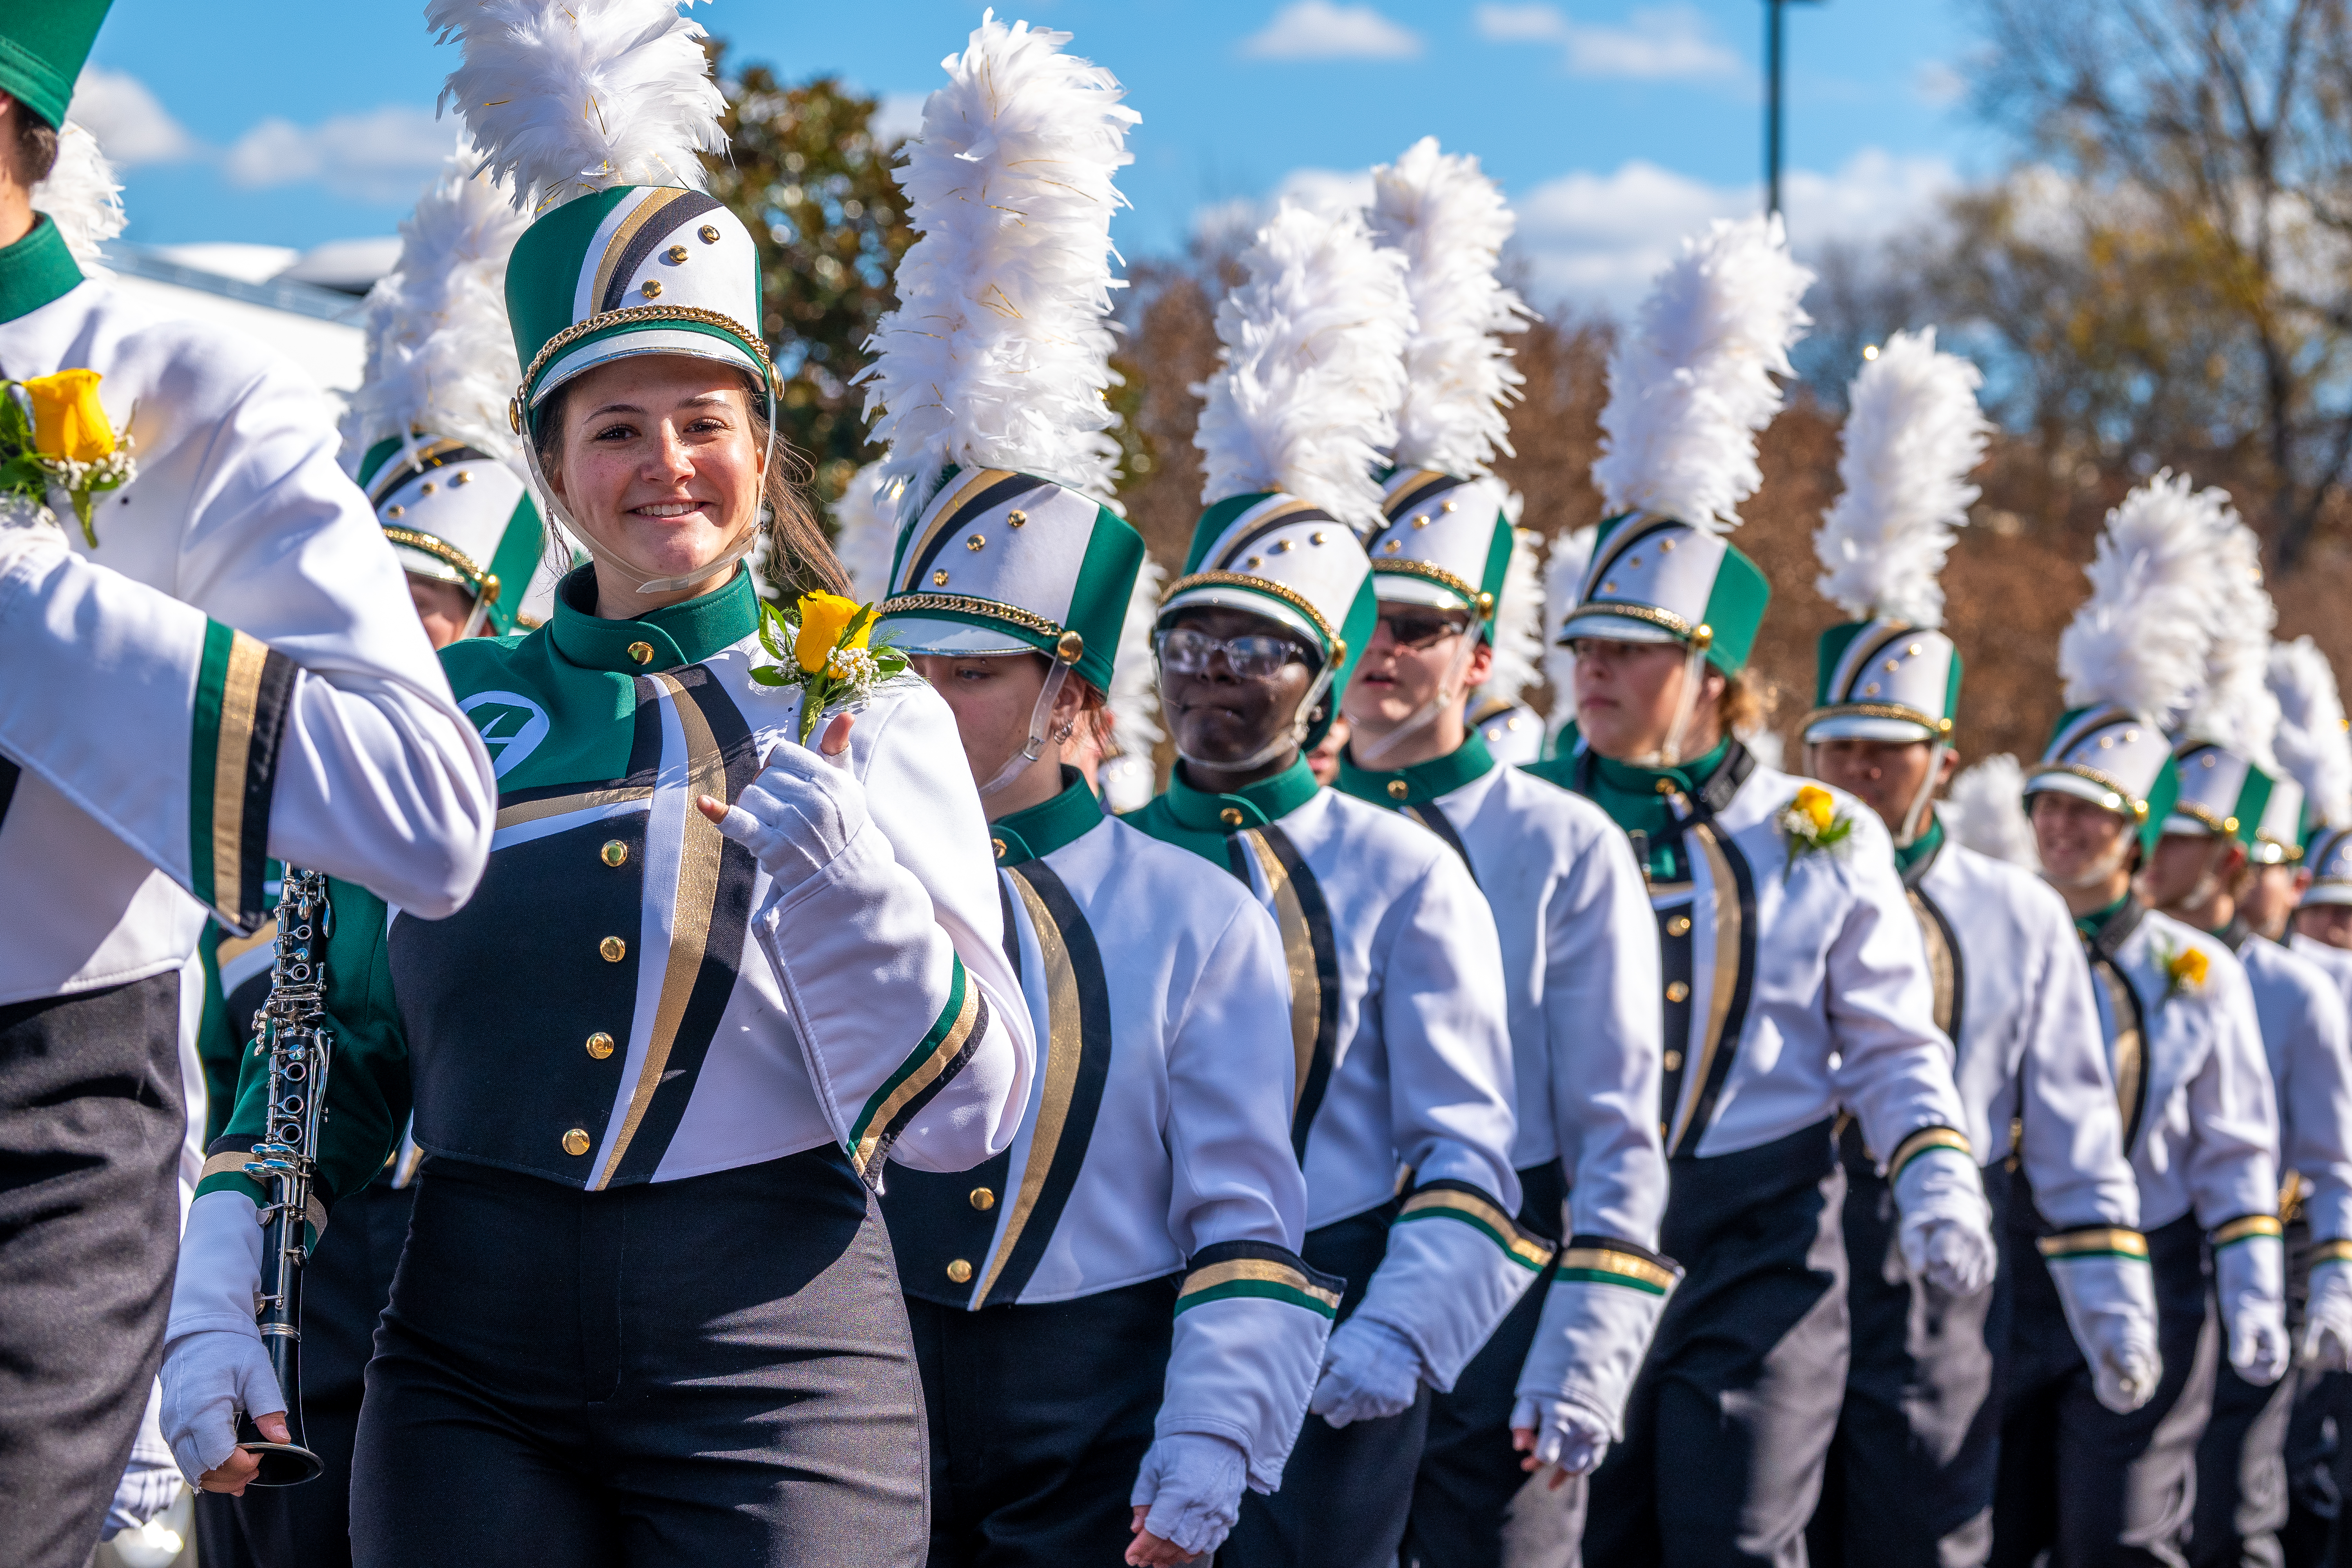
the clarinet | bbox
[234,866,333,1486]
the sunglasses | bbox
[1377,610,1474,651]
[1156,627,1310,681]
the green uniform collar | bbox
[1564,735,1736,882]
[0,215,83,325]
[1335,732,1494,810]
[2076,893,2134,942]
[546,561,758,673]
[1894,813,1946,880]
[990,768,1103,866]
[1162,755,1321,834]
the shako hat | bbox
[1803,329,1989,746]
[2163,513,2278,849]
[1158,200,1410,749]
[0,1,110,132]
[2272,637,2352,886]
[343,143,543,635]
[1554,216,1810,679]
[866,15,1143,700]
[2026,472,2237,855]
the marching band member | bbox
[158,4,1033,1561]
[1125,200,1530,1568]
[1460,496,1547,769]
[2133,538,2352,1568]
[2275,640,2352,974]
[1330,138,1670,1568]
[1997,474,2283,1566]
[0,5,497,1563]
[860,20,1327,1566]
[192,142,544,1568]
[1800,331,2147,1568]
[1535,217,1992,1566]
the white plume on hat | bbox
[2271,636,2352,828]
[1591,214,1813,532]
[1813,328,1990,627]
[859,13,1137,512]
[341,144,530,471]
[1195,203,1413,537]
[426,0,726,213]
[1541,523,1598,739]
[1098,550,1168,813]
[2058,470,2232,724]
[32,121,124,270]
[2178,516,2278,768]
[1944,753,2041,870]
[1368,136,1530,478]
[829,461,903,603]
[1475,513,1545,709]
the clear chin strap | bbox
[1895,740,1947,848]
[977,657,1076,799]
[1347,611,1489,772]
[1171,660,1341,775]
[1646,636,1713,770]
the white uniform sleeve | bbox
[2281,959,2352,1244]
[1350,853,1539,1390]
[0,361,493,932]
[2186,959,2283,1232]
[748,684,1033,1183]
[1156,899,1330,1492]
[2017,894,2141,1230]
[1826,829,1971,1163]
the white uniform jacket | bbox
[2229,927,2352,1244]
[1913,828,2140,1232]
[884,772,1327,1490]
[2076,902,2279,1234]
[1129,758,1535,1388]
[0,219,494,1004]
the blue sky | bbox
[78,0,1994,309]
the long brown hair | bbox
[531,363,849,600]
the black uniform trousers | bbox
[1221,1203,1425,1568]
[2278,1371,2351,1566]
[348,1146,928,1568]
[1403,1160,1569,1568]
[0,974,184,1568]
[908,1273,1176,1566]
[2191,1217,2314,1567]
[1807,1124,2014,1568]
[195,1172,417,1568]
[1992,1208,2220,1568]
[1579,1117,1851,1568]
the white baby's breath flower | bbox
[827,645,879,683]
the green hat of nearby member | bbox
[0,1,110,132]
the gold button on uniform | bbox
[627,640,655,665]
[561,1129,592,1157]
[1654,778,1675,794]
[1665,981,1691,1003]
[969,1187,996,1211]
[1667,915,1692,936]
[1387,780,1409,799]
[991,838,1008,860]
[585,1032,615,1060]
[1220,807,1244,826]
[1663,1051,1683,1071]
[600,840,629,867]
[946,1259,974,1284]
[600,936,627,963]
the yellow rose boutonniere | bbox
[1776,783,1855,880]
[0,368,138,545]
[2158,938,2210,999]
[752,590,907,742]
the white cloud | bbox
[222,106,453,204]
[1241,1,1423,62]
[1512,148,1958,310]
[68,67,196,165]
[1913,60,1968,109]
[1474,3,1741,81]
[1190,166,1377,249]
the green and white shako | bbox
[2306,827,2352,906]
[1553,515,1772,678]
[1364,470,1513,621]
[1804,621,1960,746]
[360,437,544,635]
[2025,708,2181,857]
[0,0,109,131]
[2164,740,2278,854]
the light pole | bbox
[1765,0,1824,218]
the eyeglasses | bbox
[1155,627,1310,680]
[1377,610,1474,651]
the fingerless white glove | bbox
[1509,1393,1613,1477]
[2303,1257,2352,1371]
[711,739,866,897]
[1894,1146,1997,1296]
[158,1191,276,1484]
[1129,1432,1250,1558]
[2045,1250,2161,1413]
[2218,1234,2290,1386]
[1309,1316,1425,1428]
[1512,1268,1677,1447]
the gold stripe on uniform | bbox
[850,982,981,1177]
[210,631,270,913]
[2036,1227,2150,1260]
[1400,1187,1555,1270]
[1557,1246,1679,1293]
[215,916,278,971]
[1178,1256,1345,1311]
[1890,1126,1971,1175]
[2313,1239,2352,1266]
[974,875,1086,1305]
[2213,1214,2285,1247]
[1240,829,1321,1111]
[495,785,655,831]
[1666,821,1741,1154]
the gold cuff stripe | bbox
[1890,1127,1972,1176]
[2313,1240,2352,1266]
[2213,1214,2286,1247]
[1178,1257,1344,1310]
[851,978,982,1180]
[200,1151,258,1185]
[208,631,270,926]
[1556,1247,1679,1293]
[1399,1188,1556,1270]
[2036,1227,2150,1260]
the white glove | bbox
[2045,1251,2162,1413]
[710,737,865,897]
[2218,1235,2290,1386]
[1510,1393,1613,1477]
[1129,1432,1249,1558]
[159,1190,276,1485]
[1894,1145,1998,1296]
[1512,1269,1677,1446]
[1309,1316,1425,1428]
[2302,1258,2352,1370]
